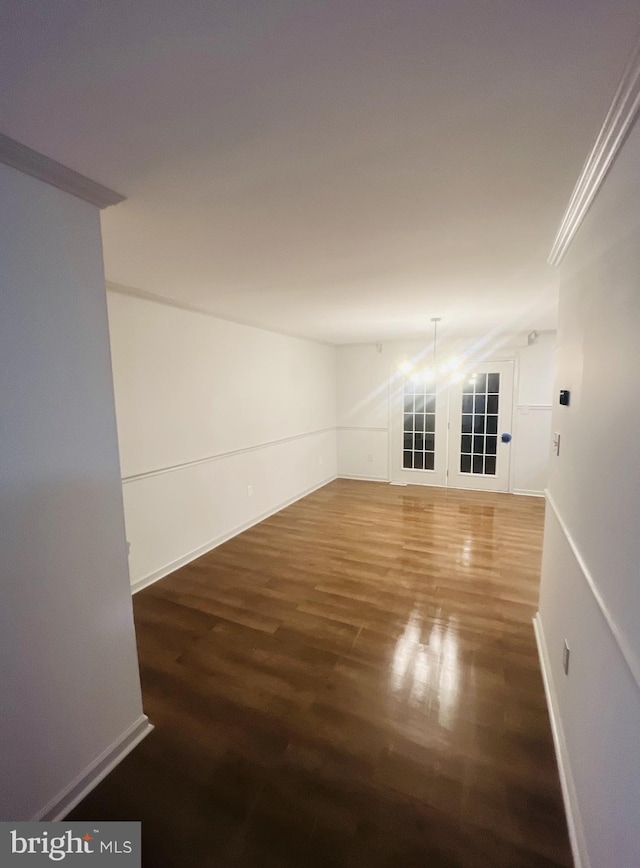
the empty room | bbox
[1,3,640,868]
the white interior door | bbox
[390,360,515,492]
[390,373,448,486]
[446,360,514,492]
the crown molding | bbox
[0,133,125,209]
[549,33,640,266]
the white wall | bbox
[536,115,640,868]
[512,332,555,495]
[107,290,337,589]
[336,343,391,480]
[0,164,147,820]
[336,333,555,493]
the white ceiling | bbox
[1,1,639,343]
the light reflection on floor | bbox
[390,608,460,727]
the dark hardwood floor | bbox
[70,479,572,867]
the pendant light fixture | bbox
[398,317,466,383]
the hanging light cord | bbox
[431,316,441,369]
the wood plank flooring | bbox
[70,479,572,867]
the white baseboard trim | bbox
[336,426,389,432]
[34,715,153,821]
[533,614,588,868]
[337,474,389,482]
[512,488,545,497]
[131,475,337,594]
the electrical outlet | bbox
[318,456,323,466]
[367,454,374,462]
[247,484,253,497]
[563,640,570,675]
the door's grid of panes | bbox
[460,373,500,475]
[402,380,436,471]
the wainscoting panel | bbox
[336,427,389,481]
[537,498,640,868]
[125,429,337,590]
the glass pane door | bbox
[390,373,447,486]
[459,372,500,477]
[447,360,514,492]
[402,377,437,471]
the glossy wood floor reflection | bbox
[71,480,572,867]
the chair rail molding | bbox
[544,489,640,693]
[121,427,337,483]
[548,32,640,266]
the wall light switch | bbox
[553,432,561,456]
[563,641,570,675]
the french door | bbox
[390,373,448,486]
[391,360,514,492]
[447,360,514,491]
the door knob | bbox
[501,433,512,443]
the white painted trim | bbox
[507,356,519,495]
[34,715,153,821]
[131,475,337,593]
[515,404,553,411]
[337,425,389,432]
[122,427,336,483]
[549,33,640,265]
[338,474,388,482]
[388,480,448,489]
[513,488,545,497]
[106,281,335,347]
[337,329,558,350]
[0,133,125,209]
[387,358,395,483]
[533,614,588,868]
[544,489,640,692]
[442,483,508,495]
